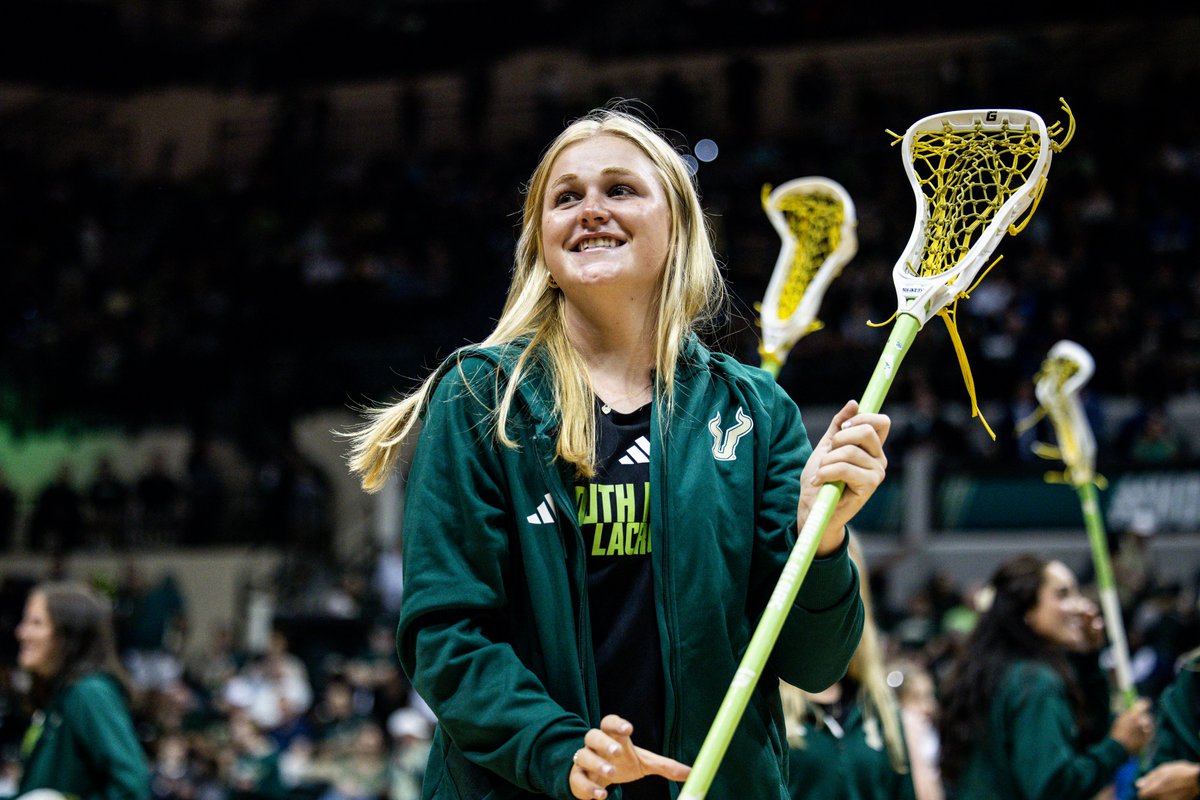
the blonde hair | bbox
[780,535,909,773]
[345,103,726,491]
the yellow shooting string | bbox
[866,257,1002,440]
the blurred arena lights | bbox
[694,138,719,162]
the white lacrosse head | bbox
[892,107,1054,327]
[1035,339,1097,484]
[760,176,857,362]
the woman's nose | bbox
[578,192,610,226]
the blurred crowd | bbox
[0,540,430,800]
[0,515,1196,799]
[3,17,1199,553]
[2,16,1199,464]
[0,437,334,553]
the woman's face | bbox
[540,134,671,303]
[16,591,58,678]
[1025,560,1088,649]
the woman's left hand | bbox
[798,400,890,555]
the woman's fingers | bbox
[570,715,692,798]
[569,754,610,800]
[635,747,692,782]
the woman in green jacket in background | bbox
[937,554,1154,800]
[1136,647,1200,799]
[346,102,892,800]
[781,535,917,800]
[14,580,150,800]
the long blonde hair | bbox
[345,103,726,491]
[780,535,909,773]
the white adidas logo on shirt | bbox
[526,493,556,524]
[618,436,651,465]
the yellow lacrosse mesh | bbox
[903,120,1047,277]
[879,101,1075,439]
[1017,353,1107,488]
[760,184,845,324]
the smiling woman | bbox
[342,101,892,800]
[937,555,1155,800]
[13,582,150,800]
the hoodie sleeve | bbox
[396,356,590,799]
[753,377,863,691]
[1002,663,1129,800]
[65,675,151,800]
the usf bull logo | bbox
[708,407,753,461]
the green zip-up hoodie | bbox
[786,701,917,800]
[17,673,150,800]
[950,661,1128,800]
[1143,653,1200,769]
[396,336,864,800]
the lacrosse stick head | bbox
[759,177,857,366]
[891,102,1071,326]
[1033,339,1097,485]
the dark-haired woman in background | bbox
[937,554,1154,800]
[12,581,150,799]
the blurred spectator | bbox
[889,659,944,800]
[184,436,227,546]
[372,543,404,618]
[223,709,289,800]
[892,590,938,655]
[186,624,246,709]
[342,622,406,726]
[134,450,185,545]
[254,445,333,549]
[29,461,85,553]
[892,379,969,465]
[296,720,389,800]
[223,629,314,741]
[1113,509,1159,611]
[1115,404,1188,467]
[0,467,16,551]
[385,708,432,800]
[1134,645,1200,800]
[149,731,212,800]
[309,674,373,762]
[115,565,188,693]
[85,455,130,549]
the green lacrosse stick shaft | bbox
[679,312,920,800]
[1077,481,1137,708]
[760,353,783,379]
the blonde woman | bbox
[780,536,917,800]
[345,102,891,800]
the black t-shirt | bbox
[578,399,666,800]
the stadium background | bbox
[0,2,1197,794]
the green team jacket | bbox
[951,661,1128,800]
[18,673,150,800]
[1143,653,1200,768]
[786,702,917,800]
[396,336,865,800]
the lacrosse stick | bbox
[758,177,858,377]
[1024,340,1135,707]
[681,99,1075,800]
